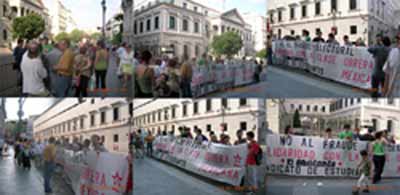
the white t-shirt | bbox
[117,47,125,58]
[120,49,135,66]
[21,53,48,95]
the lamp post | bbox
[101,0,107,40]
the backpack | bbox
[255,146,263,165]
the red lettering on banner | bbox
[112,171,123,192]
[205,152,230,164]
[348,152,359,162]
[233,154,242,167]
[323,151,341,161]
[341,70,370,83]
[344,58,373,70]
[272,147,315,160]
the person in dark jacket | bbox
[368,35,391,97]
[13,39,27,88]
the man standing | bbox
[326,33,340,45]
[194,129,208,145]
[338,124,353,141]
[343,35,352,46]
[54,39,75,97]
[245,132,260,195]
[42,137,56,194]
[312,30,325,42]
[13,39,27,90]
[234,129,247,145]
[368,36,391,97]
[45,43,62,95]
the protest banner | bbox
[191,63,257,97]
[272,40,374,89]
[56,149,130,195]
[265,134,400,178]
[153,136,248,186]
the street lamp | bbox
[101,0,107,40]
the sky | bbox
[48,0,266,31]
[5,98,56,120]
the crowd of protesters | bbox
[131,126,262,194]
[12,37,110,97]
[2,134,132,195]
[267,30,400,98]
[283,123,395,195]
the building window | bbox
[194,22,199,33]
[193,102,199,114]
[183,2,187,8]
[350,25,357,34]
[195,45,199,56]
[302,5,307,18]
[183,104,187,116]
[290,7,295,20]
[306,105,310,111]
[164,109,169,120]
[3,30,7,41]
[240,122,247,130]
[206,124,212,132]
[140,21,144,33]
[315,2,321,15]
[114,134,119,143]
[80,118,84,129]
[387,120,393,132]
[158,111,161,121]
[90,114,95,126]
[278,10,282,22]
[350,0,357,10]
[299,105,303,111]
[154,16,159,29]
[270,13,274,24]
[239,99,247,107]
[129,102,133,116]
[146,19,151,31]
[290,30,295,35]
[194,6,198,12]
[321,106,326,112]
[331,0,337,12]
[113,107,119,121]
[206,99,212,112]
[388,98,394,105]
[169,16,176,29]
[152,112,156,122]
[221,98,228,108]
[134,21,137,34]
[172,107,176,118]
[101,111,106,124]
[372,119,377,131]
[183,19,189,31]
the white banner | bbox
[153,136,248,186]
[56,149,130,195]
[265,134,400,178]
[273,40,374,89]
[191,63,257,97]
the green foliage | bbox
[293,109,302,128]
[12,13,45,40]
[90,32,102,41]
[211,31,243,58]
[256,48,267,58]
[69,29,86,43]
[54,32,70,42]
[112,32,122,45]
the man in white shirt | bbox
[116,42,127,78]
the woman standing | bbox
[120,45,134,88]
[370,131,388,184]
[383,34,400,97]
[21,41,49,96]
[73,46,92,97]
[94,41,109,90]
[135,51,155,97]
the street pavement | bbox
[266,176,400,195]
[212,66,369,98]
[0,148,74,195]
[134,156,266,195]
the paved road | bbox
[134,156,266,195]
[266,176,400,195]
[212,66,369,98]
[0,148,74,195]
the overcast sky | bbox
[5,98,56,120]
[44,0,266,31]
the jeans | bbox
[372,155,385,183]
[371,73,385,98]
[43,161,55,193]
[75,75,90,97]
[147,143,153,156]
[55,74,72,97]
[267,48,273,65]
[181,78,192,97]
[95,70,107,89]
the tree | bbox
[256,48,267,58]
[112,32,122,45]
[69,29,86,43]
[54,32,69,42]
[90,32,102,41]
[293,109,302,128]
[211,31,243,58]
[12,13,45,40]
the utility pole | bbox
[16,97,26,138]
[101,0,107,40]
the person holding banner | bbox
[370,131,389,184]
[338,124,353,141]
[245,132,261,195]
[368,36,391,98]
